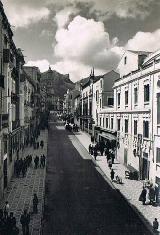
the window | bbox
[125,119,128,133]
[134,120,137,135]
[124,56,127,65]
[99,117,101,126]
[143,121,149,138]
[117,93,120,107]
[96,90,99,102]
[106,118,108,128]
[134,87,138,104]
[111,118,113,129]
[108,97,114,106]
[100,80,103,89]
[156,148,160,163]
[117,119,120,131]
[125,90,128,105]
[144,84,150,102]
[100,99,102,108]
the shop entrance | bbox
[142,153,149,180]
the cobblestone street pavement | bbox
[75,130,159,234]
[0,129,48,235]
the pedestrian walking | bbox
[90,145,93,155]
[7,212,16,234]
[110,169,115,181]
[91,135,94,143]
[0,209,5,235]
[34,156,39,169]
[108,158,112,169]
[93,147,97,160]
[153,218,159,232]
[139,187,147,205]
[40,140,44,149]
[111,152,115,164]
[42,155,46,168]
[37,142,39,149]
[33,193,39,214]
[4,201,9,217]
[149,185,156,205]
[20,209,30,235]
[100,147,104,156]
[40,156,43,168]
[3,212,8,235]
[88,144,92,154]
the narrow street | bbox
[42,120,151,235]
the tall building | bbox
[0,2,25,195]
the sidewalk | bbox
[0,129,48,235]
[75,130,159,234]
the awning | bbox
[98,132,117,141]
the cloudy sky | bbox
[2,0,160,81]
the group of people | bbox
[14,153,46,177]
[33,140,44,150]
[0,208,19,235]
[139,184,159,206]
[88,143,115,164]
[14,156,32,178]
[34,155,46,169]
[0,194,39,235]
[65,123,79,132]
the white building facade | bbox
[113,50,160,183]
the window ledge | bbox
[144,101,149,105]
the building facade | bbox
[112,50,160,183]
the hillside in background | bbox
[41,69,75,98]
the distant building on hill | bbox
[40,67,74,111]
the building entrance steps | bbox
[0,129,48,235]
[75,130,159,234]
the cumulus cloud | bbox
[2,0,156,29]
[52,15,122,81]
[2,1,50,28]
[54,7,80,29]
[25,60,50,72]
[125,29,160,52]
[89,0,154,19]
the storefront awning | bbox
[98,132,117,141]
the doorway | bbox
[124,148,128,165]
[142,153,149,180]
[3,159,7,189]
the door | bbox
[124,148,128,165]
[3,159,7,189]
[142,153,149,180]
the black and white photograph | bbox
[0,0,159,234]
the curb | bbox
[74,131,154,235]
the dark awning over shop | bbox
[98,132,117,141]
